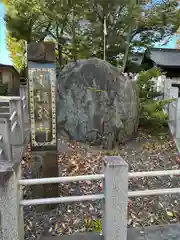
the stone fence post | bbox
[163,77,171,100]
[9,97,25,145]
[103,156,129,240]
[0,118,12,161]
[20,85,28,110]
[20,85,29,125]
[175,98,180,139]
[169,87,179,99]
[0,163,24,240]
[20,85,27,101]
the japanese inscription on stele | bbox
[28,63,57,150]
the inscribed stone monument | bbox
[28,42,58,210]
[57,58,139,148]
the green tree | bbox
[80,0,180,67]
[45,0,87,65]
[4,0,180,71]
[4,0,52,76]
[6,33,26,73]
[136,67,172,130]
[4,0,86,68]
[4,0,51,42]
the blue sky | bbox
[0,2,179,66]
[0,3,12,65]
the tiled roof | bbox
[149,48,180,67]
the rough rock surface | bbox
[57,58,139,148]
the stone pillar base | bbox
[31,151,59,211]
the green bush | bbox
[136,67,172,131]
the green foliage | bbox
[4,0,52,42]
[104,150,120,156]
[78,0,180,67]
[137,67,171,131]
[84,218,102,233]
[4,0,180,71]
[6,33,26,72]
[136,67,162,100]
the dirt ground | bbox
[22,128,180,239]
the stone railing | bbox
[0,85,29,166]
[2,155,180,240]
[1,83,180,240]
[150,76,180,151]
[0,85,29,239]
[160,78,180,151]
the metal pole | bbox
[129,187,180,197]
[103,16,107,61]
[19,174,105,185]
[20,194,104,206]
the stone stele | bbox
[57,58,139,149]
[27,42,56,63]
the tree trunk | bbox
[57,44,63,66]
[122,25,133,72]
[122,0,136,72]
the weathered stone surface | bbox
[27,42,56,62]
[31,151,59,212]
[57,58,139,148]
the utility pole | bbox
[72,7,76,62]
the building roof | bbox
[0,64,19,76]
[148,48,180,68]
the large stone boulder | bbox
[57,58,139,148]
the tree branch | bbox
[39,22,51,42]
[131,25,154,40]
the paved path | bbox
[41,233,102,240]
[41,223,180,240]
[127,223,180,240]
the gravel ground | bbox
[22,129,180,239]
